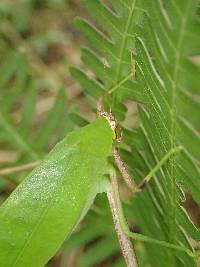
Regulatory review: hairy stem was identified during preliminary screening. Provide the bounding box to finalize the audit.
[138,145,183,189]
[114,146,183,191]
[113,147,139,192]
[107,171,138,267]
[107,167,196,260]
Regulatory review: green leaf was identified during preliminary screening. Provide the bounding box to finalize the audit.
[69,66,104,99]
[0,51,19,87]
[0,117,113,267]
[0,112,38,160]
[0,52,39,160]
[34,87,67,150]
[20,80,37,138]
[79,237,119,267]
[0,52,28,114]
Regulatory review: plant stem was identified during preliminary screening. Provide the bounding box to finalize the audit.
[138,145,183,189]
[107,166,197,261]
[113,147,139,192]
[0,160,41,176]
[108,72,133,95]
[107,171,138,267]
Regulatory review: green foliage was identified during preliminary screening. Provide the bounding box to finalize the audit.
[0,52,38,160]
[0,117,113,267]
[70,0,200,266]
[129,2,200,266]
[70,0,143,120]
[0,0,199,266]
[0,51,71,162]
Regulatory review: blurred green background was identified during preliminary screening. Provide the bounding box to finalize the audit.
[0,0,89,167]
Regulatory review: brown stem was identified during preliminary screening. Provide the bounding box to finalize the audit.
[113,148,140,193]
[107,173,138,267]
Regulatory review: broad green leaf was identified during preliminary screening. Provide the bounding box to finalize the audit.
[0,117,113,267]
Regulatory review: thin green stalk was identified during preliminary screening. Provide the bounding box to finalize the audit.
[109,166,197,259]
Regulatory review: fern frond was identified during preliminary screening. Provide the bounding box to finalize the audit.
[128,1,200,266]
[71,0,200,266]
[70,0,143,120]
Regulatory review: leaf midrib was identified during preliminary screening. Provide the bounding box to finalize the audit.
[114,0,136,84]
[169,1,192,243]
